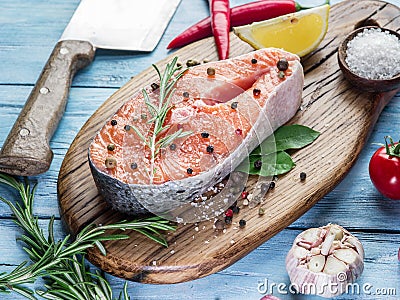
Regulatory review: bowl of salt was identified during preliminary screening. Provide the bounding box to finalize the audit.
[338,26,400,93]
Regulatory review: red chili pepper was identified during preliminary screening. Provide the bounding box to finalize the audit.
[209,0,230,60]
[167,0,299,50]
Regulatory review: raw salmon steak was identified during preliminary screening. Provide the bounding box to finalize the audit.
[89,48,304,218]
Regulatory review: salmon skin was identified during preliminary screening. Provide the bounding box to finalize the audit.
[89,48,304,218]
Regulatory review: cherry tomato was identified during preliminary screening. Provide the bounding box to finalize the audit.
[369,142,400,200]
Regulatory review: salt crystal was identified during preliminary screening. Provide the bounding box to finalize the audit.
[345,28,400,80]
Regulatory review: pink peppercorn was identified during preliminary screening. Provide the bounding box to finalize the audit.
[225,209,233,218]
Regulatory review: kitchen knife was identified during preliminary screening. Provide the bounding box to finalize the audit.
[0,0,181,176]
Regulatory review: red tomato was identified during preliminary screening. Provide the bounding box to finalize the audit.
[369,143,400,200]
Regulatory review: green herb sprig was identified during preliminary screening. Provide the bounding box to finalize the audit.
[0,174,175,299]
[131,57,192,182]
[236,124,320,176]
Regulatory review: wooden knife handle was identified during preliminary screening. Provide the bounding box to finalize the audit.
[0,40,95,176]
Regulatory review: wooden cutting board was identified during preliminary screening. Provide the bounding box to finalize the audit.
[58,0,400,284]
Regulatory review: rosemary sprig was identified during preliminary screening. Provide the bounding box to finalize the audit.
[131,57,192,183]
[0,173,175,299]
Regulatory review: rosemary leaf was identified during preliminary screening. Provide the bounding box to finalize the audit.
[127,57,189,183]
[94,240,107,256]
[143,91,159,117]
[11,286,36,300]
[133,228,167,247]
[130,125,149,146]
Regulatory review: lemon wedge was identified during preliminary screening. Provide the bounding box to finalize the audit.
[233,4,330,57]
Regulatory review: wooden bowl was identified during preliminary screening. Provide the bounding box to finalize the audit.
[338,26,400,93]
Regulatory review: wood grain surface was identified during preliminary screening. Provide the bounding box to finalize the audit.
[58,0,400,284]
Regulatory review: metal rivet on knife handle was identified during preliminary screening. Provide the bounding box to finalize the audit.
[0,40,95,176]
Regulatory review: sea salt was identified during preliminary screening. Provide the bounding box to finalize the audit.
[345,28,400,80]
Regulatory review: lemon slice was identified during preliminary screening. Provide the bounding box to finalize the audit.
[233,4,330,57]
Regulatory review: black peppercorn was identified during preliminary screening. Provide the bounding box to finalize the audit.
[269,181,275,189]
[169,143,177,151]
[239,219,246,227]
[300,172,307,181]
[110,119,117,126]
[183,91,189,98]
[107,144,115,151]
[151,83,159,91]
[201,132,210,138]
[187,168,193,174]
[254,159,262,169]
[131,162,138,170]
[206,145,214,153]
[231,102,238,109]
[277,58,289,71]
[224,216,232,225]
[232,206,240,214]
[251,58,258,64]
[253,88,261,97]
[124,125,131,131]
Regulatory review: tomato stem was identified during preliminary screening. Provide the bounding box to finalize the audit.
[384,135,400,157]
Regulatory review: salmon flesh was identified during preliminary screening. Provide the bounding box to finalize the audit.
[89,48,304,218]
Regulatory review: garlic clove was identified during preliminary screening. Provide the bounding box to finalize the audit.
[345,236,365,259]
[310,247,321,255]
[323,256,347,274]
[286,224,364,298]
[293,245,310,258]
[333,248,359,265]
[301,227,321,243]
[308,255,326,272]
[320,232,335,256]
[329,224,344,240]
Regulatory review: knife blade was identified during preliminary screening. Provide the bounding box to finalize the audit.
[0,0,181,176]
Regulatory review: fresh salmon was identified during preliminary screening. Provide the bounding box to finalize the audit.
[89,48,304,218]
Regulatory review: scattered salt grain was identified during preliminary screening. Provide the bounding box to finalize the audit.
[345,28,400,80]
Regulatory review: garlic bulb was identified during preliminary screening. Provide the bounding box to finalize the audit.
[285,224,364,298]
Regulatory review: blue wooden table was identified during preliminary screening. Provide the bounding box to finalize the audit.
[0,0,399,299]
